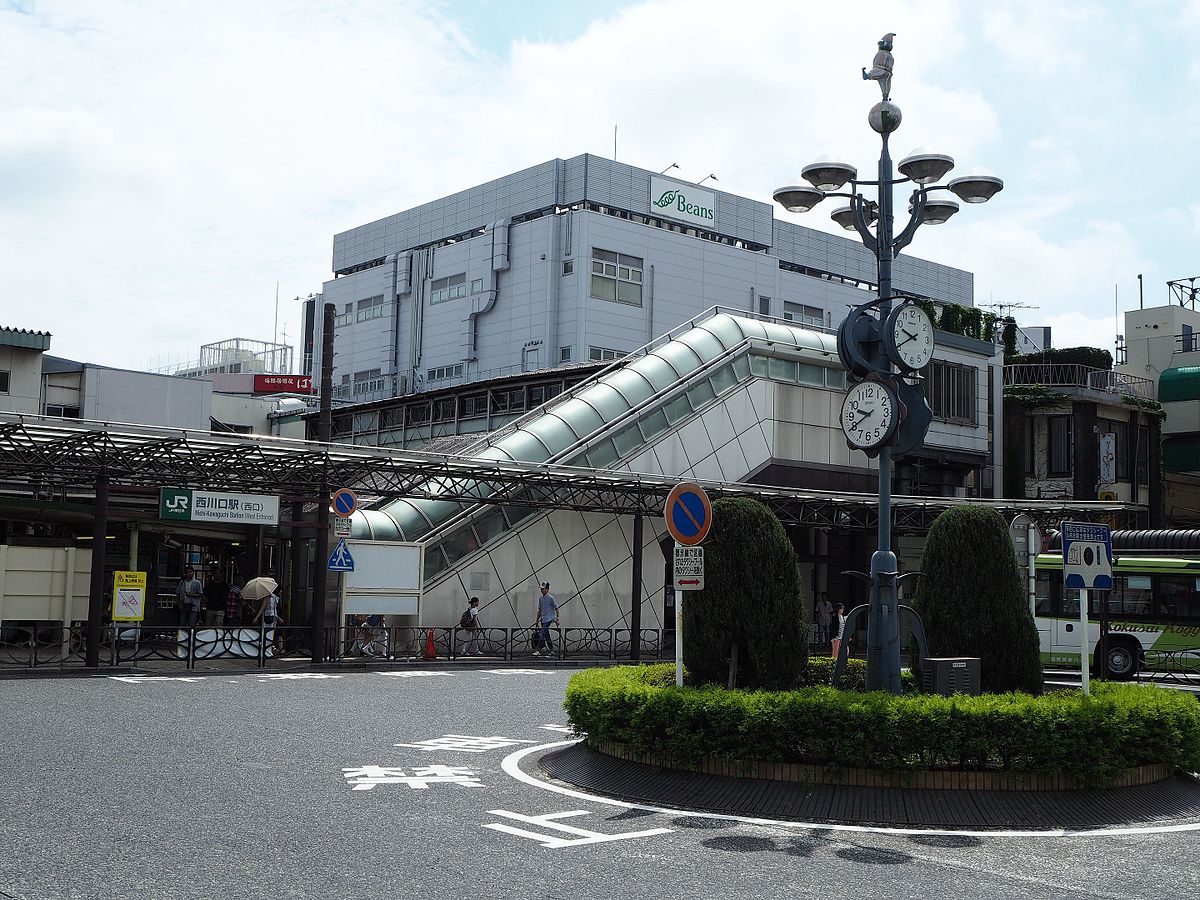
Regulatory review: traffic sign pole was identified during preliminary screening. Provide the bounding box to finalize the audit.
[675,584,684,688]
[1080,588,1090,697]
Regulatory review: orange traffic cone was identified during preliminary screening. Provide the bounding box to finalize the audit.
[422,627,437,660]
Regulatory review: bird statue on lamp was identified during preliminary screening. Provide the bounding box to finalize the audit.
[863,33,896,100]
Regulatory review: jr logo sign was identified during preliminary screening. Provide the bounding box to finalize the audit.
[159,488,191,520]
[649,176,716,228]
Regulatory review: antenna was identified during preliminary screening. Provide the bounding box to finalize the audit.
[980,300,1040,318]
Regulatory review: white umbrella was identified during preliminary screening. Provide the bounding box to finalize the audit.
[240,576,278,601]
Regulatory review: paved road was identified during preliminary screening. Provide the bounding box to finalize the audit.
[2,667,1198,900]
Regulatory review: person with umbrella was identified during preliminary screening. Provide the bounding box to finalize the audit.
[242,576,281,629]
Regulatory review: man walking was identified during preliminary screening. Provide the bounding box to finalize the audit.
[532,582,559,657]
[460,596,483,656]
[176,567,203,627]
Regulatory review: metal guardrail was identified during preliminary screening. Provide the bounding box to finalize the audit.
[1004,363,1156,401]
[1139,648,1200,684]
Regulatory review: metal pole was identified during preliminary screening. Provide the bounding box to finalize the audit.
[630,513,643,661]
[1079,587,1091,697]
[866,131,902,694]
[85,474,109,668]
[312,302,335,665]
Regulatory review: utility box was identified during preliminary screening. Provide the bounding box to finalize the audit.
[922,657,981,696]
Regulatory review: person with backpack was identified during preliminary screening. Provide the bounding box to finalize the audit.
[458,596,482,656]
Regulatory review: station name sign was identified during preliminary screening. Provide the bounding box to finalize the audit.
[159,488,280,525]
[253,374,314,394]
[649,176,716,229]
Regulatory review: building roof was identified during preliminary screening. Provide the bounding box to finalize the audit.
[0,327,51,352]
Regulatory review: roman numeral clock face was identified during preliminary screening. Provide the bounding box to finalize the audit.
[841,381,899,451]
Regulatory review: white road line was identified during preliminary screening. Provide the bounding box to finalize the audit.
[501,740,1200,839]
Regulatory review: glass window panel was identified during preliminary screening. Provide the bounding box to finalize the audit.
[768,358,798,382]
[603,263,617,276]
[630,270,642,283]
[797,364,824,386]
[638,408,669,441]
[1159,576,1191,617]
[663,394,691,425]
[709,364,736,395]
[613,427,642,457]
[616,280,643,305]
[593,248,617,263]
[441,526,479,564]
[474,509,506,545]
[590,275,616,301]
[1122,575,1153,616]
[732,354,751,382]
[423,546,448,581]
[749,355,769,378]
[586,440,619,468]
[686,379,716,410]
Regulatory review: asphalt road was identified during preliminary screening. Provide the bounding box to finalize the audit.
[2,666,1199,900]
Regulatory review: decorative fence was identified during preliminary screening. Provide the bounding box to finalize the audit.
[0,623,680,671]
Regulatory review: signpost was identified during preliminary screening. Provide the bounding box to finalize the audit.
[1061,521,1113,696]
[111,570,147,622]
[334,516,353,537]
[328,538,356,572]
[664,482,712,687]
[331,488,358,519]
[159,488,280,526]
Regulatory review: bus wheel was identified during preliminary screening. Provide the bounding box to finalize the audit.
[1102,641,1138,680]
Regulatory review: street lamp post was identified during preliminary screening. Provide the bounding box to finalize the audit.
[773,34,1003,693]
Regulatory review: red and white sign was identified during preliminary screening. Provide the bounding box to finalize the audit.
[253,374,314,394]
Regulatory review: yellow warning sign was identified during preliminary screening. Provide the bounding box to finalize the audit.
[112,571,147,622]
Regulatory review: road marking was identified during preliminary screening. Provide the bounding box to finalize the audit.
[502,740,1200,839]
[396,734,537,753]
[343,764,482,791]
[107,675,206,683]
[540,725,576,734]
[482,668,557,675]
[482,809,670,848]
[256,673,343,680]
[375,671,458,678]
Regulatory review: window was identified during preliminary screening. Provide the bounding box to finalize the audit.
[562,260,574,276]
[1100,420,1129,479]
[1137,424,1150,484]
[925,360,977,424]
[1048,415,1072,476]
[334,309,352,328]
[352,368,384,395]
[430,273,467,304]
[560,346,572,363]
[589,248,643,306]
[758,295,771,316]
[427,364,464,382]
[589,346,623,362]
[783,301,823,327]
[0,370,8,393]
[1024,420,1035,475]
[44,404,80,418]
[459,394,487,418]
[356,295,386,322]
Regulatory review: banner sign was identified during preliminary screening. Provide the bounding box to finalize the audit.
[253,374,314,394]
[159,488,280,525]
[112,571,147,622]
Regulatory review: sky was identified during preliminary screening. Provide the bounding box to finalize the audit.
[1,0,1197,371]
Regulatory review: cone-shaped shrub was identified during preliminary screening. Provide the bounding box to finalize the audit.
[914,505,1042,694]
[682,497,805,689]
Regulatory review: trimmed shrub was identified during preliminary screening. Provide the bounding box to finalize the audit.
[915,506,1043,694]
[1009,346,1113,370]
[564,665,1200,788]
[684,497,805,690]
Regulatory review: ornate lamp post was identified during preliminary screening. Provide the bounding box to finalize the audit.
[773,34,1003,693]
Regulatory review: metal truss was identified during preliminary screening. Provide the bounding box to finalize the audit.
[0,415,1144,531]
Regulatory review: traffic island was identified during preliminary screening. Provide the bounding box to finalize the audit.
[554,664,1200,826]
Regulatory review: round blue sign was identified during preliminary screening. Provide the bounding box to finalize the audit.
[664,483,712,546]
[331,488,357,517]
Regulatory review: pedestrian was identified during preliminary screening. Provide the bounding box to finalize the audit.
[459,596,482,656]
[226,580,245,625]
[204,572,228,626]
[815,592,833,645]
[254,587,281,631]
[176,567,203,627]
[531,582,559,657]
[831,603,848,660]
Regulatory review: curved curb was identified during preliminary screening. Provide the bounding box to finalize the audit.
[509,740,1200,837]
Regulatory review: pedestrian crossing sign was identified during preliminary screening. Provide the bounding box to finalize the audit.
[328,538,355,572]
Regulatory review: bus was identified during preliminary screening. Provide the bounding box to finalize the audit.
[1034,529,1200,679]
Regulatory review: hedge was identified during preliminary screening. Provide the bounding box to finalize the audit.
[564,664,1200,788]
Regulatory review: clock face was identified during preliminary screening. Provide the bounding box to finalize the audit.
[887,304,935,371]
[841,381,899,450]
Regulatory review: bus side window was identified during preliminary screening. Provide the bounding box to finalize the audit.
[1034,572,1054,615]
[1124,575,1153,617]
[1160,576,1192,618]
[1062,588,1080,616]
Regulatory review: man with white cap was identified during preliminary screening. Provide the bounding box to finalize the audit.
[532,581,559,657]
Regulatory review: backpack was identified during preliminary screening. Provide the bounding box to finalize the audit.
[459,608,473,629]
